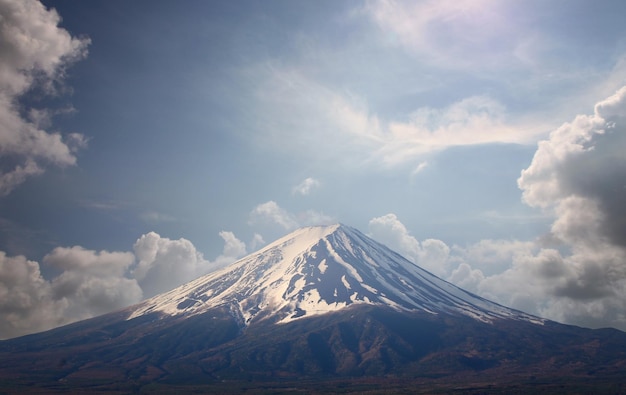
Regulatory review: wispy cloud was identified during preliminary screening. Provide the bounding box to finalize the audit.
[364,0,519,71]
[410,161,429,177]
[79,199,127,211]
[254,67,548,168]
[292,177,321,196]
[139,211,177,224]
[249,200,334,231]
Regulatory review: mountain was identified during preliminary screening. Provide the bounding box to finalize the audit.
[1,224,625,394]
[128,224,541,325]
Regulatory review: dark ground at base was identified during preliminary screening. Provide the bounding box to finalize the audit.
[1,375,624,395]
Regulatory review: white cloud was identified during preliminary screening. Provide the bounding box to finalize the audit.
[0,0,89,195]
[255,68,547,169]
[297,209,335,227]
[292,177,321,196]
[215,231,247,267]
[0,229,250,339]
[368,211,626,331]
[132,230,247,299]
[0,246,141,339]
[0,160,44,196]
[451,238,536,276]
[448,262,485,293]
[249,200,335,234]
[249,233,266,252]
[43,246,141,320]
[519,86,626,251]
[377,96,543,165]
[411,161,428,176]
[44,246,135,277]
[510,86,626,329]
[368,213,451,276]
[424,88,626,330]
[132,231,246,299]
[0,252,65,339]
[249,201,300,230]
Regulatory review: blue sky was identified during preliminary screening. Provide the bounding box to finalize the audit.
[1,0,626,338]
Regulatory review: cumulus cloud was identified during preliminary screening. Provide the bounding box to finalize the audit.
[0,252,65,339]
[421,88,626,330]
[368,208,626,331]
[519,86,626,248]
[132,231,247,298]
[0,0,89,195]
[0,246,140,339]
[512,86,626,328]
[0,230,249,339]
[292,177,321,196]
[367,214,536,308]
[44,247,141,319]
[368,213,451,276]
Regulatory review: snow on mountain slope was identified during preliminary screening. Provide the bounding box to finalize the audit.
[128,224,543,326]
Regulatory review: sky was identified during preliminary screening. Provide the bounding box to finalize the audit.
[1,0,626,338]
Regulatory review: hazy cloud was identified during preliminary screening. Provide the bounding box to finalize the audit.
[364,0,524,71]
[378,96,545,165]
[292,177,321,196]
[249,201,299,230]
[411,161,428,176]
[249,200,334,234]
[256,68,546,169]
[139,211,177,223]
[0,0,89,195]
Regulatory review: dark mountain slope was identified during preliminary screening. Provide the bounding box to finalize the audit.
[0,225,625,393]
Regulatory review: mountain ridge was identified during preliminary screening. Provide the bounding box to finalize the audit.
[127,223,543,327]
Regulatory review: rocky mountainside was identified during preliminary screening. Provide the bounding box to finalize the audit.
[0,224,625,393]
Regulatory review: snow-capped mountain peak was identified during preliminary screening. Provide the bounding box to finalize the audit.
[128,224,542,325]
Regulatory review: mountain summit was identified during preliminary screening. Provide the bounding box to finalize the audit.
[129,224,540,325]
[1,224,625,393]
